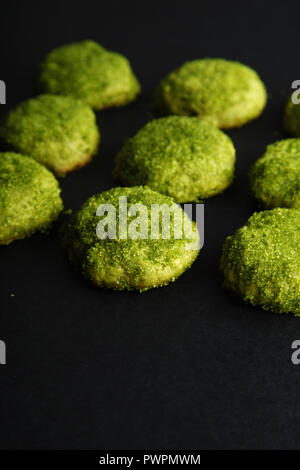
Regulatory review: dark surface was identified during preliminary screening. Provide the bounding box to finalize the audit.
[0,0,300,450]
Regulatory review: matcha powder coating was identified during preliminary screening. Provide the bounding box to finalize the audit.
[0,94,100,176]
[0,152,63,244]
[220,208,300,315]
[62,186,200,291]
[154,58,267,128]
[249,139,300,208]
[114,116,236,202]
[38,40,141,110]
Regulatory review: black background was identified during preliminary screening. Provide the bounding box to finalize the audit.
[0,0,300,450]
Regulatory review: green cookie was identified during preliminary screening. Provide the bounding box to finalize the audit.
[114,116,235,202]
[154,58,267,128]
[250,139,300,208]
[38,40,141,110]
[0,94,100,176]
[62,186,200,291]
[220,208,300,315]
[0,152,63,245]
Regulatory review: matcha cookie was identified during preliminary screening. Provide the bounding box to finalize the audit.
[154,58,267,128]
[220,208,300,315]
[38,40,141,110]
[0,94,100,176]
[114,116,235,202]
[283,97,300,136]
[249,139,300,208]
[0,152,63,245]
[62,186,200,291]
